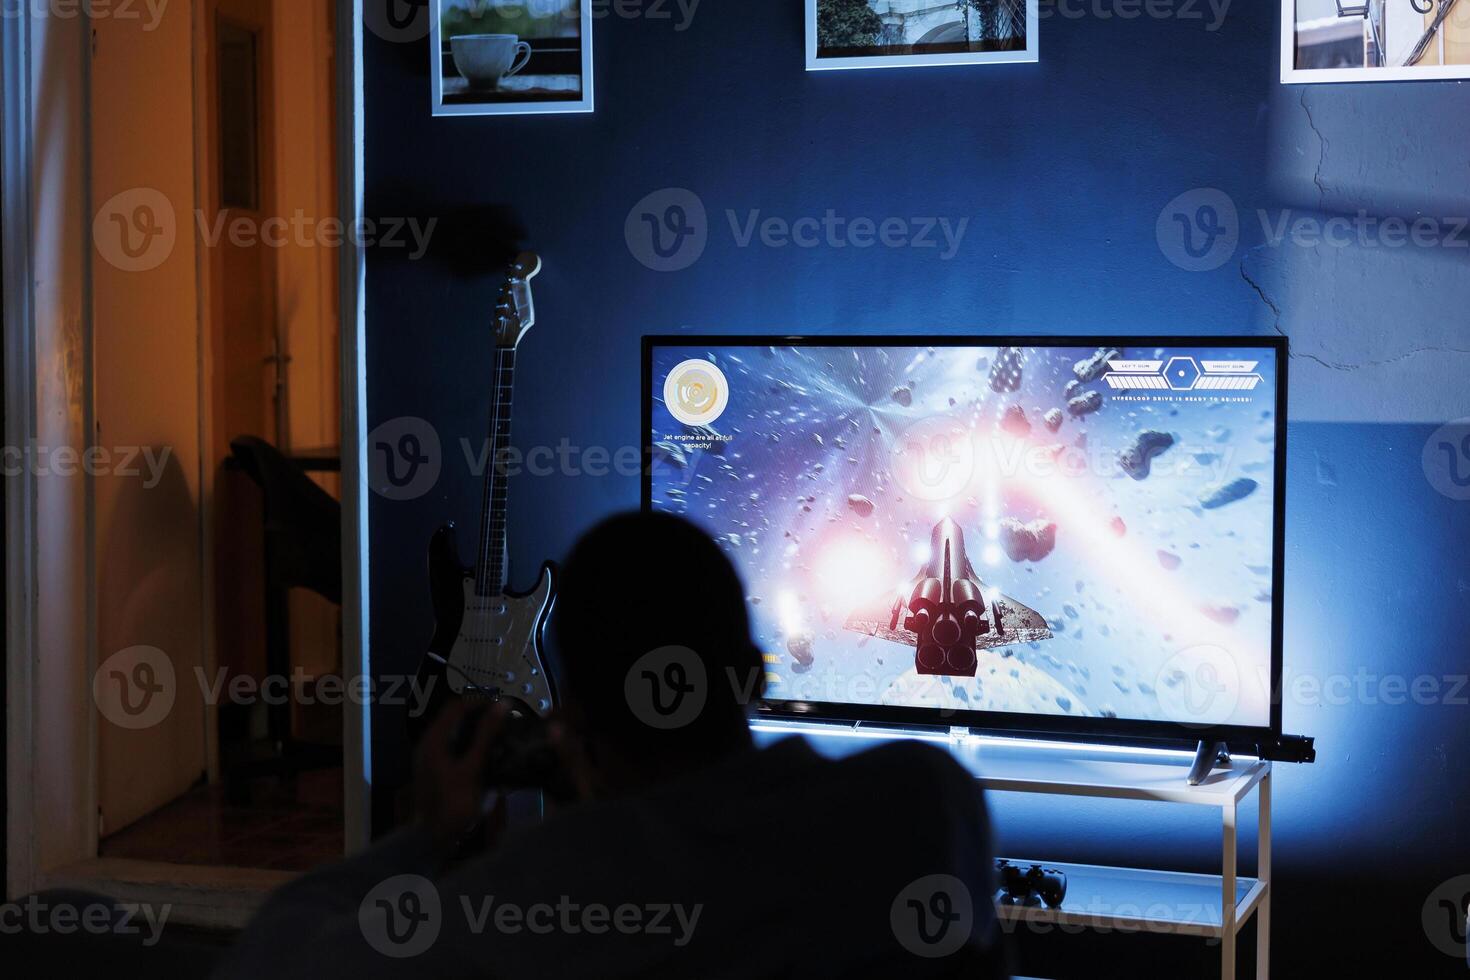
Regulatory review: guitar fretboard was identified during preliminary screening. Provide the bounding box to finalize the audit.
[474,346,515,597]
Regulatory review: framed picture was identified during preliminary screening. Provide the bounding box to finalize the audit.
[1282,0,1470,83]
[432,0,594,116]
[806,0,1039,71]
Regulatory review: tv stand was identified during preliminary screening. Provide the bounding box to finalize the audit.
[753,721,1274,978]
[1188,739,1231,786]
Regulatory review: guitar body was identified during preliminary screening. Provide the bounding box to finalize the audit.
[413,523,556,741]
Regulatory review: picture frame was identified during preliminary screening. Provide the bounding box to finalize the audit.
[431,0,594,116]
[806,0,1039,71]
[1282,0,1470,83]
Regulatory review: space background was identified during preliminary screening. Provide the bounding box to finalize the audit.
[649,342,1279,729]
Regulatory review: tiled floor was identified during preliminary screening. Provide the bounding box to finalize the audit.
[99,768,345,872]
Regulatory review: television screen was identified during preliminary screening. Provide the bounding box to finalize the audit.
[643,337,1285,742]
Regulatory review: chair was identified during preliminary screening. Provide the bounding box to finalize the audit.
[224,436,343,796]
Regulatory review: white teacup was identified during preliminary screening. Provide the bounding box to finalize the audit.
[451,34,532,89]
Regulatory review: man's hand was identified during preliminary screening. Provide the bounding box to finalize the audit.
[413,700,507,851]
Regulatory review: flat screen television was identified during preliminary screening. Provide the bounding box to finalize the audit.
[642,336,1287,749]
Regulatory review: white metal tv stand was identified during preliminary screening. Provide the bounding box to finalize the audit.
[753,721,1272,979]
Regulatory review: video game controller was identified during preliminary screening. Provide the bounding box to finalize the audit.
[996,860,1068,908]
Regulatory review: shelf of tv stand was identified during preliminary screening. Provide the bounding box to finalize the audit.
[993,859,1264,939]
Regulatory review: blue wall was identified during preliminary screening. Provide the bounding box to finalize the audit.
[365,2,1470,974]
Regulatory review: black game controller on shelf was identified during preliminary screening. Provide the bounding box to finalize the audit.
[996,860,1068,908]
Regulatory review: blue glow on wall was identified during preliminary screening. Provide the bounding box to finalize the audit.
[365,2,1470,972]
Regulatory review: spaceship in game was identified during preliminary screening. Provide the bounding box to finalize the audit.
[844,518,1053,677]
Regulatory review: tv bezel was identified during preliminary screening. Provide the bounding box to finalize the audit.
[641,334,1288,750]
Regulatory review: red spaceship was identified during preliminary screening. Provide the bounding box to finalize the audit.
[844,518,1053,677]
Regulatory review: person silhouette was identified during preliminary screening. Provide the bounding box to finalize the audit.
[219,511,1005,979]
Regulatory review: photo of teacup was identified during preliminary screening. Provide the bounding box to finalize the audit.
[450,34,533,90]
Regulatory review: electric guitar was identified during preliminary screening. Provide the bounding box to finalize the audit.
[413,252,556,739]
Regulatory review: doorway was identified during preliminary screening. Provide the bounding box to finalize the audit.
[91,0,348,870]
[1,0,367,904]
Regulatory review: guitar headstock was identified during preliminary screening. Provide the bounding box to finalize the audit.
[493,251,543,350]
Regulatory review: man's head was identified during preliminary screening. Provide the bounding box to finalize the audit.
[551,511,764,784]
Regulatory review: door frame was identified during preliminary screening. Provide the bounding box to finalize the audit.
[3,0,371,901]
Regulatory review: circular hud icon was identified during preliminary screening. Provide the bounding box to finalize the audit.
[664,359,729,427]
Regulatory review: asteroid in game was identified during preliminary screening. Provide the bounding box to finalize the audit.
[1067,390,1103,418]
[1200,477,1258,509]
[999,517,1058,562]
[1001,404,1031,437]
[1118,430,1176,481]
[989,347,1024,393]
[1073,347,1122,383]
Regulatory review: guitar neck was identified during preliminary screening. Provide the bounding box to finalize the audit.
[474,346,515,596]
